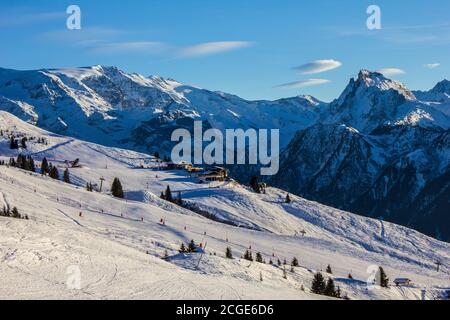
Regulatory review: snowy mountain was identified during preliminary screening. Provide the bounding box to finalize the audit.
[0,66,449,242]
[0,66,320,154]
[272,71,450,241]
[1,111,449,300]
[413,79,450,116]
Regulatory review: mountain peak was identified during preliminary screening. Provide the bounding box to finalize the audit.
[357,69,384,81]
[352,69,416,101]
[431,79,450,94]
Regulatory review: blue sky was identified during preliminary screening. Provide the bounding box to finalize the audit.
[0,0,449,101]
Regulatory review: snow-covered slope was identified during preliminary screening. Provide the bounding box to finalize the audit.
[414,79,450,116]
[1,111,449,300]
[1,66,449,241]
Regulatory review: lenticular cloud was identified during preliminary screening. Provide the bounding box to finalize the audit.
[293,59,342,75]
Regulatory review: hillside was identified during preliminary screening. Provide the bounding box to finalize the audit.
[0,66,449,241]
[1,111,449,300]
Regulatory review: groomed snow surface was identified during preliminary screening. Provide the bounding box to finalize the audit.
[0,111,449,300]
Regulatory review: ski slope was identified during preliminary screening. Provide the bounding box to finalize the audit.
[0,111,449,300]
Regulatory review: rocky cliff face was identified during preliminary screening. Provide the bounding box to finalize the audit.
[272,71,450,241]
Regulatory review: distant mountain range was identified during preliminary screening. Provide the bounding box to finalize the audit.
[0,66,449,241]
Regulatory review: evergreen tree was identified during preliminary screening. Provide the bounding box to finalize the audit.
[255,252,263,263]
[378,267,389,288]
[291,257,299,267]
[326,264,333,274]
[41,157,49,175]
[111,178,124,198]
[11,207,21,219]
[21,137,27,149]
[311,272,326,295]
[63,168,71,183]
[176,192,183,206]
[164,186,173,202]
[225,247,233,259]
[27,156,35,172]
[336,286,341,299]
[9,136,18,149]
[49,166,59,180]
[249,176,261,193]
[285,193,291,203]
[187,240,197,253]
[243,250,253,261]
[324,278,337,297]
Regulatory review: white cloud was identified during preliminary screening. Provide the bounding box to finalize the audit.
[293,59,342,75]
[376,68,406,76]
[89,41,167,54]
[275,79,331,89]
[0,11,65,27]
[178,41,252,58]
[424,63,440,69]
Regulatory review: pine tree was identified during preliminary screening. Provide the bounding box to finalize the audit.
[27,156,35,172]
[9,136,18,149]
[176,192,182,206]
[11,207,21,219]
[41,157,49,175]
[225,247,233,259]
[164,186,173,202]
[249,176,260,193]
[243,250,253,261]
[179,243,187,253]
[324,278,337,297]
[326,264,333,274]
[111,178,124,198]
[63,169,70,183]
[21,137,27,149]
[256,252,263,263]
[285,193,291,203]
[291,257,299,267]
[378,267,389,288]
[336,286,341,299]
[188,240,197,253]
[311,272,326,295]
[49,166,59,180]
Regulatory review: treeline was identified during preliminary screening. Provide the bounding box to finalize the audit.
[2,155,71,183]
[1,205,28,220]
[3,131,48,150]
